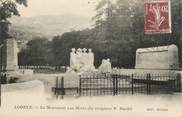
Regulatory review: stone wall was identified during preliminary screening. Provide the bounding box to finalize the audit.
[1,80,46,106]
[112,68,181,75]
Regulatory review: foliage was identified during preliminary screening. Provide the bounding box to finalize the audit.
[0,0,27,21]
[18,0,182,68]
[18,37,51,65]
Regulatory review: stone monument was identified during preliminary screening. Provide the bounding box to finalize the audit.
[98,58,112,73]
[135,44,180,70]
[5,38,18,70]
[69,48,95,72]
[0,20,18,71]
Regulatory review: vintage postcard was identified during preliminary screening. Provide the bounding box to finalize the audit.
[0,0,182,117]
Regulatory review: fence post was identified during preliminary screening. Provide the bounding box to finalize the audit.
[131,74,134,95]
[113,75,115,96]
[147,74,151,95]
[176,74,181,92]
[55,76,59,99]
[146,74,148,95]
[60,76,64,99]
[79,75,82,96]
[0,71,1,107]
[115,74,118,95]
[1,74,7,84]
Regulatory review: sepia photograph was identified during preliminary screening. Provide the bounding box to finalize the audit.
[0,0,182,117]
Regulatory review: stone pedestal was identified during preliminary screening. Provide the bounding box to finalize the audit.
[6,38,18,71]
[1,38,18,71]
[135,44,180,70]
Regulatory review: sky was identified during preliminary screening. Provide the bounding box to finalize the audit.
[18,0,101,18]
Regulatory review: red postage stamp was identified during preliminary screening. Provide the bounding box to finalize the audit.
[144,0,171,34]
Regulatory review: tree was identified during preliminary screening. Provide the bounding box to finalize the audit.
[18,37,51,65]
[17,0,182,68]
[92,0,118,58]
[92,0,118,39]
[91,0,182,68]
[50,30,91,66]
[0,0,27,39]
[0,0,27,21]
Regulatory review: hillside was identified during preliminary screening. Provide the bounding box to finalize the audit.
[9,14,91,43]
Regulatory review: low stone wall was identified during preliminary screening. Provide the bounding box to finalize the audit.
[18,69,34,75]
[1,80,46,106]
[63,73,80,88]
[112,69,182,75]
[2,80,44,92]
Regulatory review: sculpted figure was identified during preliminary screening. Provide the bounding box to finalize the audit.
[75,48,82,70]
[70,48,76,68]
[88,48,94,67]
[98,58,111,73]
[105,58,112,73]
[98,59,106,73]
[82,48,87,66]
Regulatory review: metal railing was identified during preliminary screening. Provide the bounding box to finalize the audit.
[51,73,182,98]
[79,73,181,96]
